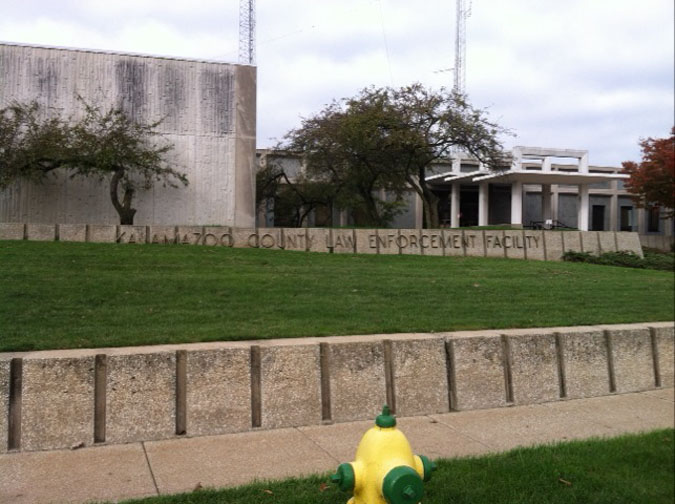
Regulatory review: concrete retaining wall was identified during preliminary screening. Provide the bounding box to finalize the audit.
[0,224,644,261]
[1,322,672,453]
[640,234,674,252]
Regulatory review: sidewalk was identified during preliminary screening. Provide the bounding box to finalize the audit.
[1,388,673,504]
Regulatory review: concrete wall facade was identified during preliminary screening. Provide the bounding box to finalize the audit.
[0,43,256,227]
[639,234,674,252]
[1,322,672,453]
[0,223,644,260]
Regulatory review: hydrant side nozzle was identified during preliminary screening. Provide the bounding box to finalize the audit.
[331,462,355,492]
[418,455,437,482]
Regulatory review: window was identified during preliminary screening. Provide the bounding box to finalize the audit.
[620,206,633,231]
[648,206,660,233]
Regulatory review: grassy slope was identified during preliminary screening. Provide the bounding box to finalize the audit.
[120,429,675,504]
[0,240,673,351]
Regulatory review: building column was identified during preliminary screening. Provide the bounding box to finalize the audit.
[664,216,673,237]
[510,181,523,227]
[637,208,646,234]
[542,184,552,224]
[578,184,589,231]
[451,183,460,228]
[609,193,618,231]
[552,189,559,222]
[579,153,589,174]
[478,182,489,226]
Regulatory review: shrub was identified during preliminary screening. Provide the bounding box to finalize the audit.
[563,250,674,271]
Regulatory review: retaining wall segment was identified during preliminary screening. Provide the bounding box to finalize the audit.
[598,232,617,253]
[616,232,644,257]
[0,223,24,240]
[446,333,508,410]
[377,229,400,255]
[58,224,87,242]
[606,326,655,393]
[558,328,611,399]
[306,228,329,253]
[543,232,564,261]
[0,359,8,454]
[504,230,527,260]
[328,339,387,423]
[421,230,444,256]
[389,337,448,416]
[21,355,95,451]
[442,229,465,257]
[580,231,600,255]
[0,224,644,261]
[185,346,250,437]
[562,231,582,253]
[258,343,322,429]
[484,230,506,258]
[25,224,56,241]
[654,325,675,388]
[0,322,671,453]
[505,330,560,405]
[283,228,309,252]
[355,229,377,254]
[105,351,176,445]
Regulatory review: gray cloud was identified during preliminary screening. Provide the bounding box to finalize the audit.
[1,0,672,165]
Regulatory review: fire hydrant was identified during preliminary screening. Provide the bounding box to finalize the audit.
[330,405,436,504]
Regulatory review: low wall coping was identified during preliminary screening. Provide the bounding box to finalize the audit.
[1,321,670,360]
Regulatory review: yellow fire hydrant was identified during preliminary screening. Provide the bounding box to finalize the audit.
[330,405,436,504]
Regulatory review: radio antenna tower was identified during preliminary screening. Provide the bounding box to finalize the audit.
[239,0,256,65]
[453,0,471,94]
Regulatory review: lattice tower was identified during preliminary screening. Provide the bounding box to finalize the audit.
[453,0,471,93]
[238,0,256,65]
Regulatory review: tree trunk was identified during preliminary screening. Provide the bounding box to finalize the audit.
[363,195,382,227]
[110,169,137,225]
[419,189,440,229]
[413,167,440,229]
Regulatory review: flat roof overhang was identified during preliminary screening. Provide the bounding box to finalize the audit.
[424,170,489,184]
[472,170,629,185]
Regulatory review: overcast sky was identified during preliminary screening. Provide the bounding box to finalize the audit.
[1,0,673,166]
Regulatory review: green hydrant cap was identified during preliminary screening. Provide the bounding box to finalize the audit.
[382,465,424,504]
[375,405,397,428]
[330,463,355,492]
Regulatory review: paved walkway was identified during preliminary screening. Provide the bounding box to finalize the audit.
[1,388,673,504]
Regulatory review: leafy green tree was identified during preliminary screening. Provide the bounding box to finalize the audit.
[256,159,339,227]
[279,84,510,228]
[0,100,187,225]
[0,102,72,187]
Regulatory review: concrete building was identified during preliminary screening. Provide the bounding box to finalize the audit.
[0,42,256,227]
[257,147,674,242]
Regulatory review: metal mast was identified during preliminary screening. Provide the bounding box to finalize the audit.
[238,0,256,65]
[453,0,471,94]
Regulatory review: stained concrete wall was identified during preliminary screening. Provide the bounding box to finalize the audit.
[1,322,671,453]
[0,42,255,227]
[640,234,674,252]
[0,224,645,259]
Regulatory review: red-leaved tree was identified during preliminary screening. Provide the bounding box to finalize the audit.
[622,128,675,219]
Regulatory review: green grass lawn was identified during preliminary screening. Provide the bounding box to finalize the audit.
[119,429,674,504]
[0,240,673,352]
